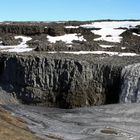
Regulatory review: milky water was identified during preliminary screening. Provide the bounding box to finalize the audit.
[120,63,140,103]
[4,104,140,140]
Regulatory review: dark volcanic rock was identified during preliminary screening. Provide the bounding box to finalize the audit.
[65,27,100,42]
[33,40,101,52]
[120,28,140,52]
[47,24,65,36]
[0,34,21,46]
[0,24,45,35]
[1,21,140,108]
[0,53,140,108]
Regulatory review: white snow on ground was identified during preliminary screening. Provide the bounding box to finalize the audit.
[4,48,33,53]
[5,23,10,25]
[100,44,113,48]
[81,21,140,29]
[133,33,140,37]
[66,44,72,47]
[0,36,33,52]
[65,26,79,29]
[92,28,125,43]
[81,21,140,43]
[15,36,32,45]
[121,47,126,50]
[48,51,138,56]
[47,33,86,44]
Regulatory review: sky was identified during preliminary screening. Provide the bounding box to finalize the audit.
[0,0,140,21]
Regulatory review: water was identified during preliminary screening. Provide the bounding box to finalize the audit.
[120,63,140,103]
[4,104,140,140]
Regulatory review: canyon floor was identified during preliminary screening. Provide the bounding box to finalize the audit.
[2,103,140,140]
[0,106,45,140]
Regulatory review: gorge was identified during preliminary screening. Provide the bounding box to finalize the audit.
[0,20,140,140]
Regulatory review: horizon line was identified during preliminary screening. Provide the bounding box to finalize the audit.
[1,19,140,22]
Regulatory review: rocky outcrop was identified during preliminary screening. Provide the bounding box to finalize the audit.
[120,27,140,53]
[0,53,129,108]
[0,23,67,36]
[47,24,65,36]
[0,22,97,40]
[1,20,140,109]
[0,53,140,108]
[65,27,98,41]
[1,34,20,46]
[0,24,45,35]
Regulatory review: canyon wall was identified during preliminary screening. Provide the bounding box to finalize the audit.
[0,53,123,108]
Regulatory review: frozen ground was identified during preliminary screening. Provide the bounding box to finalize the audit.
[80,21,140,29]
[99,44,114,48]
[4,103,140,140]
[47,33,86,44]
[0,21,140,54]
[48,51,138,56]
[65,26,79,29]
[0,36,33,52]
[133,33,140,37]
[81,21,140,43]
[47,21,140,44]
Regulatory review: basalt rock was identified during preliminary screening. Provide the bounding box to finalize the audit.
[1,34,21,46]
[0,24,45,35]
[1,53,138,108]
[47,24,65,36]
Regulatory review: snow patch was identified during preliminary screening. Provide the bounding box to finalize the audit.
[92,28,125,43]
[81,21,140,29]
[14,36,32,45]
[0,36,33,53]
[100,44,113,48]
[121,47,126,50]
[5,23,10,25]
[48,51,138,56]
[66,44,72,47]
[3,48,33,53]
[81,21,140,43]
[65,26,79,29]
[133,33,140,37]
[47,34,86,44]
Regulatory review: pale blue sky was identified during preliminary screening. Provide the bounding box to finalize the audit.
[0,0,140,21]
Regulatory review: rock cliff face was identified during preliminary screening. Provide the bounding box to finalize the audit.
[0,20,140,108]
[0,53,125,108]
[0,24,45,35]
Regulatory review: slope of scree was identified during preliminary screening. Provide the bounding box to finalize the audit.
[0,106,45,140]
